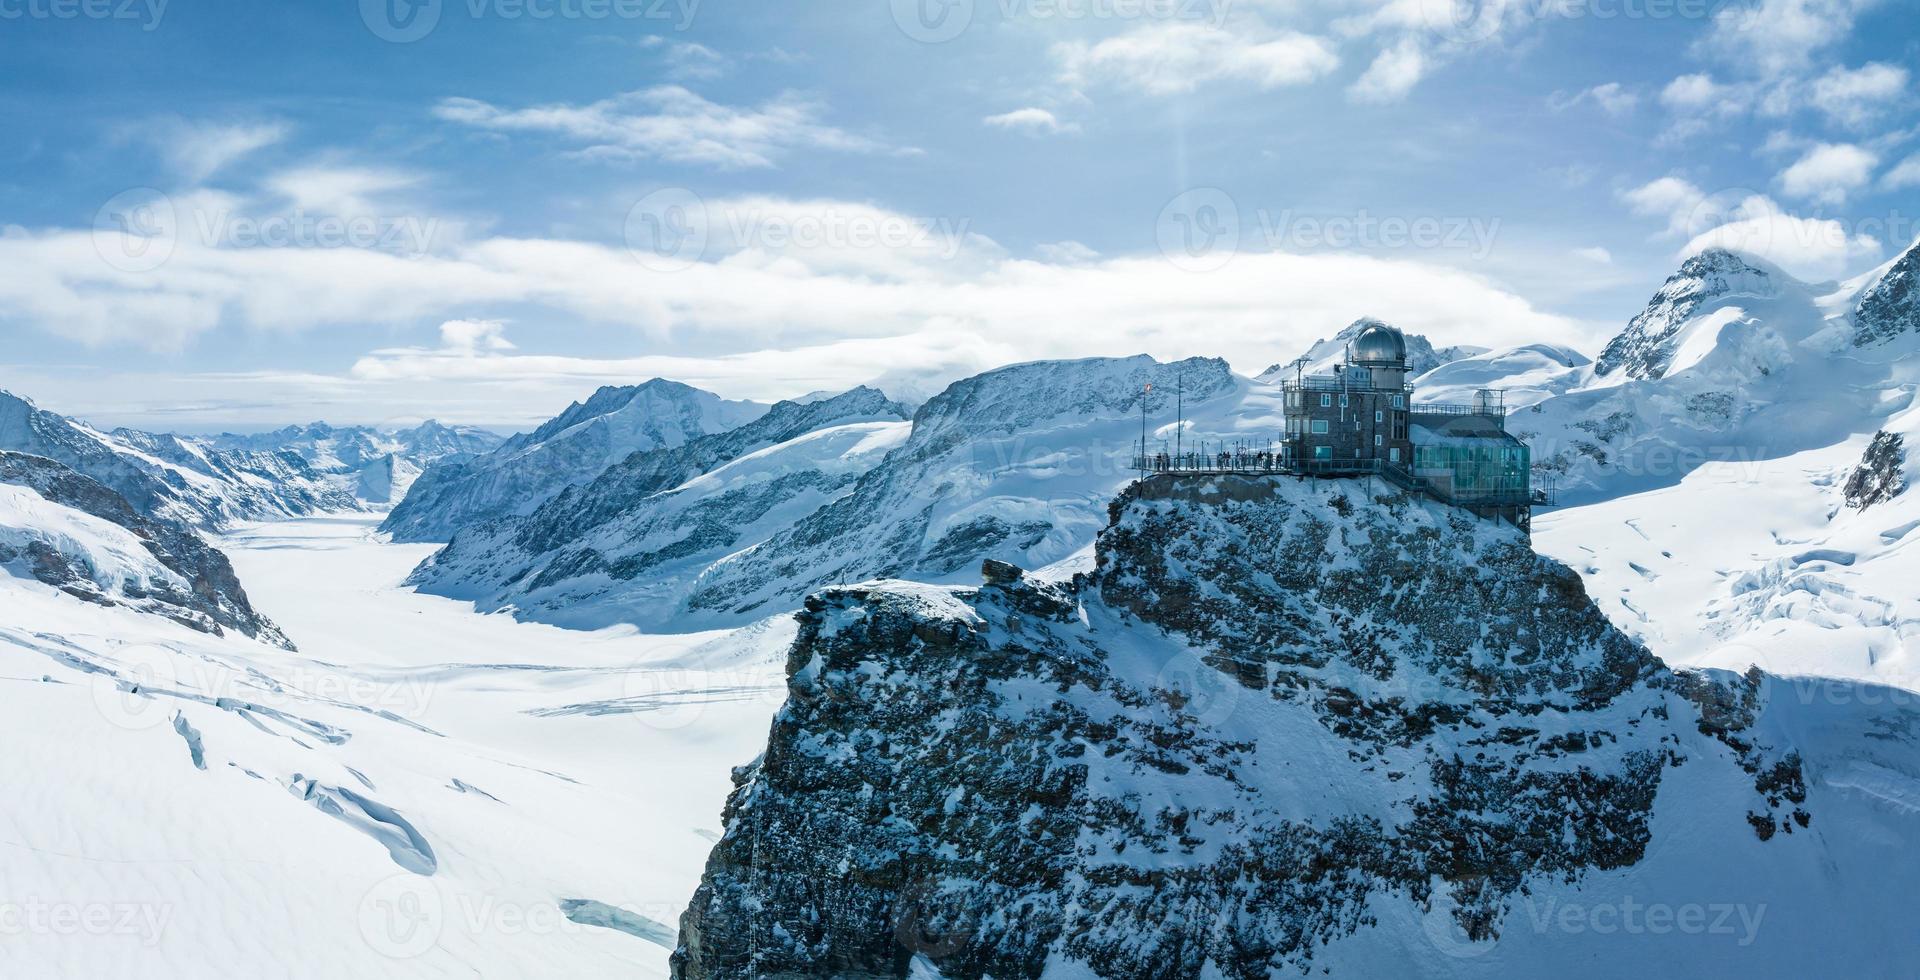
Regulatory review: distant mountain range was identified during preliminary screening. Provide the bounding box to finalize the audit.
[380,380,768,542]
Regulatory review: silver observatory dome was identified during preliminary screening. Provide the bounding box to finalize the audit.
[1349,320,1407,367]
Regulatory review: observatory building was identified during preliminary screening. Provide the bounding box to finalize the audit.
[1277,321,1532,527]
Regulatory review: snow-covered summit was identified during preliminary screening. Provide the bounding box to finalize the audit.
[1593,248,1785,381]
[1256,317,1483,383]
[380,380,768,542]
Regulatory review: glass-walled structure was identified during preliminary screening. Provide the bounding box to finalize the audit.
[1410,438,1531,506]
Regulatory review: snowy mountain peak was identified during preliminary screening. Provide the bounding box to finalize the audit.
[909,354,1234,444]
[381,380,770,542]
[1595,248,1785,381]
[1256,318,1482,383]
[1852,238,1920,347]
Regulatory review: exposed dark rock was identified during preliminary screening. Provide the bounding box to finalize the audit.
[1842,431,1906,510]
[672,475,1806,979]
[1853,242,1920,347]
[0,451,293,648]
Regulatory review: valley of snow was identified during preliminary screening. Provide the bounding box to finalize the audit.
[0,515,788,978]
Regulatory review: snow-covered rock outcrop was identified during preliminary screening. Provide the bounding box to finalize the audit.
[381,381,768,542]
[677,356,1246,626]
[0,390,360,530]
[1843,431,1907,510]
[674,474,1917,978]
[405,387,909,629]
[0,451,291,646]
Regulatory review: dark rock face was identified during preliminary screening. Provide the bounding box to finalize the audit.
[0,451,293,648]
[1594,249,1776,380]
[1854,244,1919,347]
[672,475,1806,979]
[1842,431,1907,509]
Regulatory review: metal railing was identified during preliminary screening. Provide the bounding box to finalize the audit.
[1129,454,1530,508]
[1411,402,1507,419]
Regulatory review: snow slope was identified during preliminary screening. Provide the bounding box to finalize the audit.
[0,515,787,978]
[381,381,768,543]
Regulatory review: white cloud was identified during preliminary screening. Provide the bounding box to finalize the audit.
[263,165,421,216]
[1620,176,1708,237]
[1553,82,1636,117]
[1,196,1590,386]
[438,318,515,352]
[648,38,729,80]
[1695,0,1876,82]
[1807,62,1907,128]
[1053,22,1339,96]
[433,87,899,170]
[1883,154,1920,190]
[1661,73,1740,112]
[1679,194,1882,281]
[1572,246,1613,264]
[1036,241,1099,264]
[1348,38,1427,104]
[982,108,1077,135]
[1618,178,1879,280]
[136,119,289,184]
[1777,142,1879,204]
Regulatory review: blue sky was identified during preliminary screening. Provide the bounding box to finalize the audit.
[1,0,1916,430]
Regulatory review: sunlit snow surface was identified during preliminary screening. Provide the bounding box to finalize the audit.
[0,516,788,977]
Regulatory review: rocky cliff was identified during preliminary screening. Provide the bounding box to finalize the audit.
[671,474,1865,978]
[0,451,292,647]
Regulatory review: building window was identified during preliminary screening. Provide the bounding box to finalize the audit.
[1339,394,1349,408]
[1375,410,1384,423]
[1320,393,1332,408]
[1392,395,1405,409]
[1310,419,1329,434]
[1390,447,1401,462]
[1314,446,1331,460]
[1375,435,1383,446]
